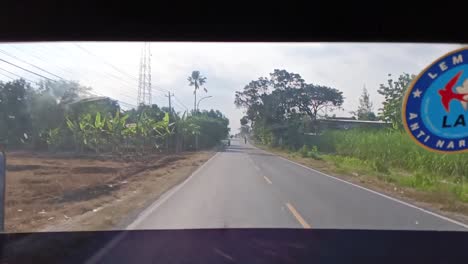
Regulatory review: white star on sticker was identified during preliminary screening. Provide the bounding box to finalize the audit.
[412,89,422,98]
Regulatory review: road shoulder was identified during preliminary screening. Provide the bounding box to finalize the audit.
[254,144,468,227]
[80,151,216,232]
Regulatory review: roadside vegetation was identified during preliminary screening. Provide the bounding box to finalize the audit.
[0,78,229,153]
[289,130,468,203]
[236,69,468,218]
[1,71,229,232]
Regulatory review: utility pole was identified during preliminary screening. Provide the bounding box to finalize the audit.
[165,91,174,152]
[165,91,174,114]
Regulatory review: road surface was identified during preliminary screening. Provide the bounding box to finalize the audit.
[127,139,468,231]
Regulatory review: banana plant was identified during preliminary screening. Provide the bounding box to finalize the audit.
[91,112,106,153]
[41,127,62,152]
[66,116,84,153]
[150,112,174,151]
[152,113,172,138]
[106,111,129,153]
[71,112,106,153]
[171,112,201,152]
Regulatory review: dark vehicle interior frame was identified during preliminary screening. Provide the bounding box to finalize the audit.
[1,2,467,263]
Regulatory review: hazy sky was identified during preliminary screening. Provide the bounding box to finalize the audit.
[0,42,461,132]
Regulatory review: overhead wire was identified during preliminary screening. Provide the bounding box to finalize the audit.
[34,44,139,102]
[0,48,65,80]
[70,44,137,87]
[85,90,136,108]
[0,47,137,109]
[68,43,171,108]
[0,58,55,81]
[12,45,82,79]
[0,43,177,110]
[0,71,14,81]
[173,95,189,111]
[74,43,139,81]
[0,67,36,83]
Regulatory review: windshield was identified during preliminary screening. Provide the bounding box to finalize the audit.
[1,42,468,234]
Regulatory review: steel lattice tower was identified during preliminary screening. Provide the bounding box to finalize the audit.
[137,42,152,105]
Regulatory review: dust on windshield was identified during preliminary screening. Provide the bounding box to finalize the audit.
[1,42,467,233]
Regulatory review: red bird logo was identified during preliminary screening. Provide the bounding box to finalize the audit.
[438,71,468,112]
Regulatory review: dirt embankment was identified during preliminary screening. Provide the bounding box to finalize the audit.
[5,151,214,232]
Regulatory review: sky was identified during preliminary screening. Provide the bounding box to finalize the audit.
[0,42,462,132]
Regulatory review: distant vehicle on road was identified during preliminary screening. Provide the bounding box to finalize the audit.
[221,138,231,146]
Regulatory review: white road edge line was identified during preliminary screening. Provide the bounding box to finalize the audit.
[127,151,221,229]
[276,155,468,230]
[263,176,273,184]
[85,152,221,264]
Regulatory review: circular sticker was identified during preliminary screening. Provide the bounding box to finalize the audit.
[403,47,468,153]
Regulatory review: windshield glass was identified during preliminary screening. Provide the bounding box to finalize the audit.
[1,42,467,233]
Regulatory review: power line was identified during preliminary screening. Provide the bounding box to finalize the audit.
[15,43,137,92]
[89,91,136,108]
[0,72,14,81]
[0,67,35,83]
[0,58,55,81]
[71,44,137,87]
[153,86,170,93]
[0,65,133,108]
[35,44,139,101]
[0,45,136,107]
[19,45,81,78]
[3,44,138,109]
[0,49,65,80]
[173,95,188,111]
[151,88,167,95]
[37,43,135,89]
[74,44,138,81]
[173,101,187,113]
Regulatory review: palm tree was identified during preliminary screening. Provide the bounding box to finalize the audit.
[187,71,207,112]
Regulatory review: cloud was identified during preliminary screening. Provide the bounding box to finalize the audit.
[0,42,461,132]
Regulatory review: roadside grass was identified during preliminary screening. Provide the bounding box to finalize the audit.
[316,130,468,180]
[322,154,468,203]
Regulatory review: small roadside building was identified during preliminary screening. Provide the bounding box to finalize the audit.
[318,117,391,130]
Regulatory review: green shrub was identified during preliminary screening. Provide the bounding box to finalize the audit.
[307,146,321,160]
[299,145,309,158]
[372,160,389,174]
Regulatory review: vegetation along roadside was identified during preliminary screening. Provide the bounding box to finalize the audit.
[236,69,468,225]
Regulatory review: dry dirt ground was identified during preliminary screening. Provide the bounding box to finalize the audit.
[5,151,214,233]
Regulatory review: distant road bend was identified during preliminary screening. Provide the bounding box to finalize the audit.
[127,139,468,231]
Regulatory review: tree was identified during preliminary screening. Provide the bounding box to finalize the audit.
[37,80,91,105]
[29,90,64,148]
[240,116,249,126]
[352,86,377,121]
[296,84,344,121]
[187,71,207,112]
[0,79,33,146]
[377,73,414,129]
[235,69,344,145]
[234,70,305,123]
[234,77,269,123]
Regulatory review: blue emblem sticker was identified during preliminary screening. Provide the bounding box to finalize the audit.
[403,47,468,153]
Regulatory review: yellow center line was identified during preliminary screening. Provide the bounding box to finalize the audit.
[286,203,311,229]
[263,176,273,184]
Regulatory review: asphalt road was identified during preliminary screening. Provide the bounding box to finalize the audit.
[127,139,468,231]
